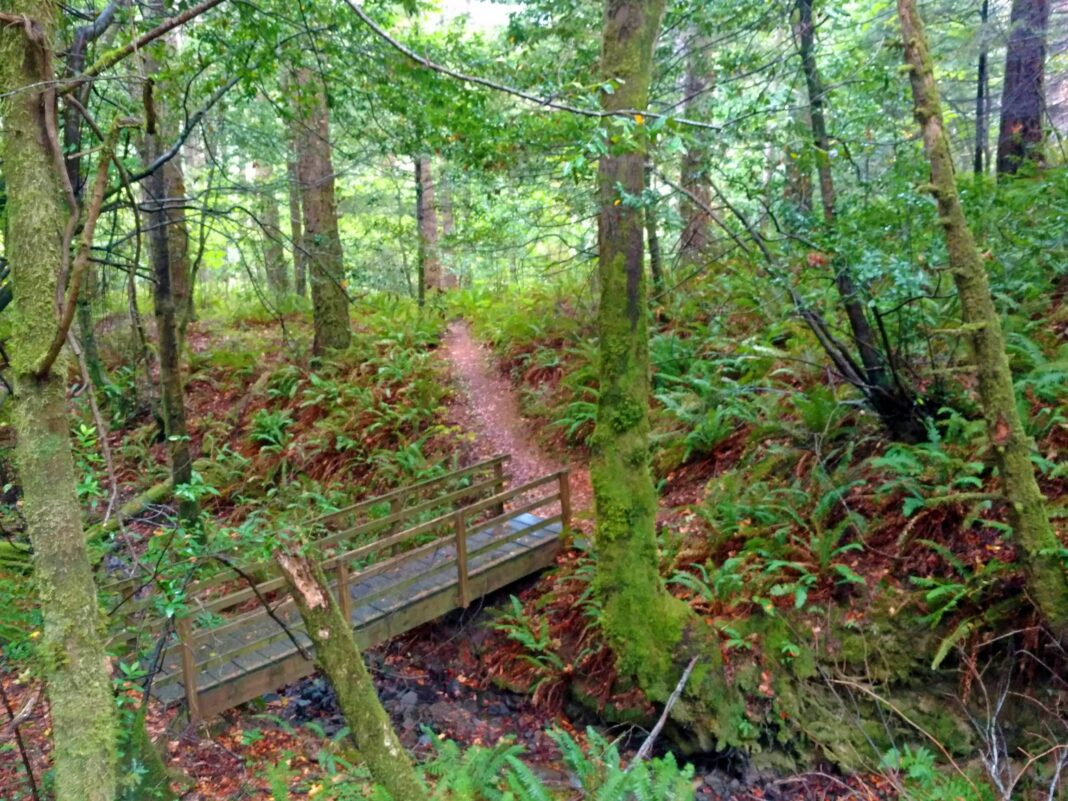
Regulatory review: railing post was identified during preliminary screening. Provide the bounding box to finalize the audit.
[492,459,506,517]
[176,616,201,723]
[558,470,572,537]
[454,511,470,608]
[336,561,352,623]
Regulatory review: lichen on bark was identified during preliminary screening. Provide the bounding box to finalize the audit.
[592,0,691,699]
[0,3,119,798]
[897,0,1068,632]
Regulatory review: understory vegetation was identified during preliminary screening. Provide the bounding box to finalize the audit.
[1,0,1068,799]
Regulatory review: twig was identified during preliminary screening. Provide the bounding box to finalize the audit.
[60,0,228,94]
[35,118,136,378]
[632,656,698,763]
[211,555,312,660]
[344,0,719,132]
[0,676,42,801]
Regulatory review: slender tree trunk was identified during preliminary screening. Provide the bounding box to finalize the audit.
[976,0,991,174]
[255,162,289,297]
[1049,0,1068,135]
[679,31,712,266]
[592,0,690,698]
[0,8,119,800]
[898,0,1068,632]
[286,155,307,297]
[438,170,457,288]
[797,0,885,391]
[997,0,1051,174]
[144,82,197,525]
[644,161,664,296]
[415,155,442,297]
[164,155,193,335]
[275,552,427,798]
[294,68,351,352]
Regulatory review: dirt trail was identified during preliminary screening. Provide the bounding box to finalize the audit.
[440,320,591,520]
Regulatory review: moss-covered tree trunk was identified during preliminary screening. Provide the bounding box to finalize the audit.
[0,5,119,799]
[275,552,426,799]
[286,155,307,296]
[294,67,351,353]
[898,0,1068,632]
[996,0,1050,174]
[144,82,197,525]
[592,0,690,697]
[256,161,289,298]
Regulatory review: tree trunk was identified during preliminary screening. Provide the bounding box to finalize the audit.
[287,155,307,296]
[898,0,1068,633]
[0,7,119,800]
[678,31,712,266]
[256,162,289,297]
[415,155,442,298]
[438,170,457,288]
[797,0,885,390]
[1049,0,1068,135]
[592,0,690,698]
[294,68,351,353]
[164,155,193,335]
[144,82,198,526]
[275,552,426,799]
[997,0,1051,174]
[975,0,991,174]
[644,161,664,296]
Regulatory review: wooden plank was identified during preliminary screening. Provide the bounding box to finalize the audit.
[176,617,201,722]
[455,511,469,608]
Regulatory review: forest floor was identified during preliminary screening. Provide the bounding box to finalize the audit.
[0,317,893,801]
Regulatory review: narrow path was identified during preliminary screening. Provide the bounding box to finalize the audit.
[440,320,591,520]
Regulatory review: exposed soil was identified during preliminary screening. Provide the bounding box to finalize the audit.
[441,321,593,528]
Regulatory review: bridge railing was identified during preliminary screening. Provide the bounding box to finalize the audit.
[104,455,511,658]
[104,458,570,720]
[161,467,569,720]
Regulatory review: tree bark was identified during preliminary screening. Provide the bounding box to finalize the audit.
[678,30,712,266]
[592,0,690,698]
[1049,0,1068,134]
[144,81,198,526]
[294,67,351,353]
[997,0,1051,174]
[415,155,442,298]
[275,551,426,799]
[255,161,289,297]
[0,7,119,800]
[898,0,1068,632]
[975,0,991,174]
[797,0,885,390]
[286,155,307,296]
[644,161,664,296]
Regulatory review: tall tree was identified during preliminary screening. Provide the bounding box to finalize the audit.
[796,0,925,443]
[678,30,712,266]
[144,81,198,525]
[287,154,307,296]
[256,161,289,297]
[294,67,351,352]
[0,4,118,799]
[898,0,1068,632]
[975,0,992,174]
[415,155,442,301]
[592,0,690,695]
[997,0,1051,174]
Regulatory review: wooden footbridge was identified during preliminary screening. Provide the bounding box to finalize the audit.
[106,456,570,721]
